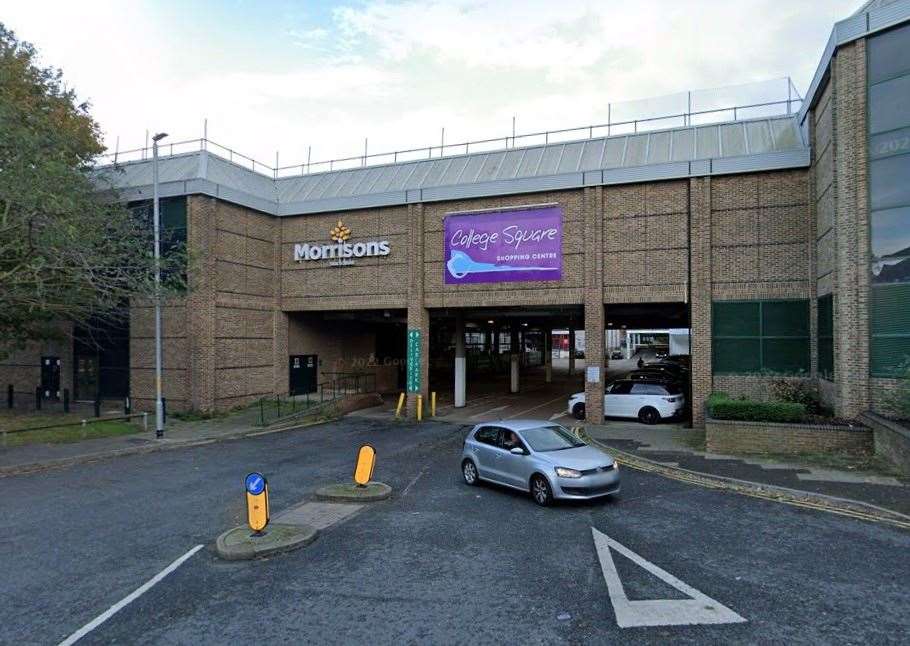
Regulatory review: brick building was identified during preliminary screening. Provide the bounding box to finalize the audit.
[3,0,909,425]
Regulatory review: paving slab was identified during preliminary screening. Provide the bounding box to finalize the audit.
[273,502,364,530]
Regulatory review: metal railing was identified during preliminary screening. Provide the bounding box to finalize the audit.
[256,372,376,426]
[96,78,803,180]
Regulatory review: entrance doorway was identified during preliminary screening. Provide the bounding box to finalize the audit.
[289,354,318,395]
[40,356,61,400]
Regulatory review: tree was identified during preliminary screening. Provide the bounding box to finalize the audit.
[0,23,184,358]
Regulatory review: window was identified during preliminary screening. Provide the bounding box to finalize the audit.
[631,383,666,395]
[608,381,633,394]
[870,284,910,377]
[474,427,498,446]
[712,300,810,375]
[818,294,834,380]
[130,197,187,285]
[868,24,910,376]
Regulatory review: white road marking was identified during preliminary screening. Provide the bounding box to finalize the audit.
[549,412,570,421]
[58,544,204,645]
[401,467,428,496]
[591,528,746,628]
[469,405,509,420]
[504,395,568,419]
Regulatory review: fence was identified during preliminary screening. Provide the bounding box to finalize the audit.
[1,412,150,446]
[5,384,138,417]
[96,78,803,179]
[256,372,376,426]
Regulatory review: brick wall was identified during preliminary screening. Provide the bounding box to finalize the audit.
[705,418,873,455]
[0,324,73,406]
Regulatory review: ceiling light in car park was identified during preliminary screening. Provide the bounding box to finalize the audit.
[487,320,494,324]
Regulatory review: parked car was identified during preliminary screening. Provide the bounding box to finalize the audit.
[567,379,685,424]
[632,366,687,383]
[460,421,620,506]
[665,354,691,368]
[610,350,623,360]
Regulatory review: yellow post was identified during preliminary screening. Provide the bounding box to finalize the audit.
[395,392,406,418]
[431,391,436,417]
[416,395,423,422]
[354,444,376,486]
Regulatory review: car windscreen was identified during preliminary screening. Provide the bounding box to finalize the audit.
[520,426,587,452]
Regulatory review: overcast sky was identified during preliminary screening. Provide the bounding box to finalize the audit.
[5,0,859,169]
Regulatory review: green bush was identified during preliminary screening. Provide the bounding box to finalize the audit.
[707,392,807,423]
[768,379,820,413]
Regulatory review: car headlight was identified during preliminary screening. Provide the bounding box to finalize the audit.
[555,467,582,478]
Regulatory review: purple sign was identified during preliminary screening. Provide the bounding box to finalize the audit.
[444,206,563,284]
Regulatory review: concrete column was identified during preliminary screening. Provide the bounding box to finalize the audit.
[406,203,429,418]
[568,327,576,375]
[583,186,606,422]
[544,328,552,383]
[690,177,713,427]
[509,322,520,393]
[454,312,466,408]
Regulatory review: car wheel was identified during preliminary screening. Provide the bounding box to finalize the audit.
[638,406,660,425]
[462,459,479,486]
[530,475,553,507]
[572,402,586,420]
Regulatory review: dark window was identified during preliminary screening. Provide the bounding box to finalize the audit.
[631,383,665,395]
[712,300,809,375]
[870,284,910,376]
[474,426,498,446]
[868,24,910,377]
[868,22,910,85]
[498,429,525,452]
[608,381,633,395]
[817,294,834,381]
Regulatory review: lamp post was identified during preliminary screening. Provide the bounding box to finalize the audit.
[152,132,168,438]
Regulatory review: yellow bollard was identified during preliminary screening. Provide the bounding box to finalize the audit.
[431,391,436,417]
[417,395,423,422]
[395,392,406,418]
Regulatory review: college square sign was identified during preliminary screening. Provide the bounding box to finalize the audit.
[293,220,391,266]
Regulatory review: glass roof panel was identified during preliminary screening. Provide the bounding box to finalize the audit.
[579,139,606,170]
[537,145,564,175]
[477,151,506,182]
[497,149,525,179]
[623,135,648,167]
[647,131,671,164]
[695,126,719,159]
[720,123,747,156]
[671,129,694,161]
[517,147,544,177]
[770,118,800,150]
[744,120,773,154]
[440,156,470,184]
[459,154,487,183]
[420,159,452,188]
[556,142,585,173]
[602,138,625,168]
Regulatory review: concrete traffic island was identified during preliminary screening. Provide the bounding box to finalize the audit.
[315,482,392,502]
[215,523,318,561]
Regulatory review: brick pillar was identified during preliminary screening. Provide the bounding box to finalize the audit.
[689,177,713,427]
[583,186,606,422]
[406,203,429,417]
[186,195,217,412]
[832,40,871,418]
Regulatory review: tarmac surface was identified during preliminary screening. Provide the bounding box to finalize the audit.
[1,416,908,644]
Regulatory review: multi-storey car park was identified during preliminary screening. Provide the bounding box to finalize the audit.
[3,0,909,426]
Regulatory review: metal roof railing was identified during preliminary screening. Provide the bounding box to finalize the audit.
[96,77,803,180]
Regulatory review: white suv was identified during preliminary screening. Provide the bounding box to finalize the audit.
[567,380,685,424]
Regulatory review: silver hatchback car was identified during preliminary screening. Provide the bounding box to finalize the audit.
[460,420,620,506]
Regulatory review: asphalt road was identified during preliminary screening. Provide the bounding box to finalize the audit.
[1,417,908,645]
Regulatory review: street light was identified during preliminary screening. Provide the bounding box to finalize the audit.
[152,132,168,438]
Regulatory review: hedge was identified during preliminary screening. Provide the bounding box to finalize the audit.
[707,392,807,423]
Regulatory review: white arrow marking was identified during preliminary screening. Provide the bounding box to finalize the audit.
[548,412,568,421]
[468,405,509,420]
[592,528,746,628]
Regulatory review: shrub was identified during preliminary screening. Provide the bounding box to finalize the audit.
[769,379,820,414]
[884,362,910,421]
[707,391,807,423]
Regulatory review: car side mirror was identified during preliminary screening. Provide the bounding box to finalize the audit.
[510,447,526,456]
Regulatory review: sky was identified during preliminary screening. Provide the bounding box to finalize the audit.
[3,0,860,171]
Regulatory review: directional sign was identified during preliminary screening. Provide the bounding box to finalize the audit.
[245,472,269,533]
[592,527,746,628]
[354,445,376,486]
[406,329,421,393]
[245,472,266,496]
